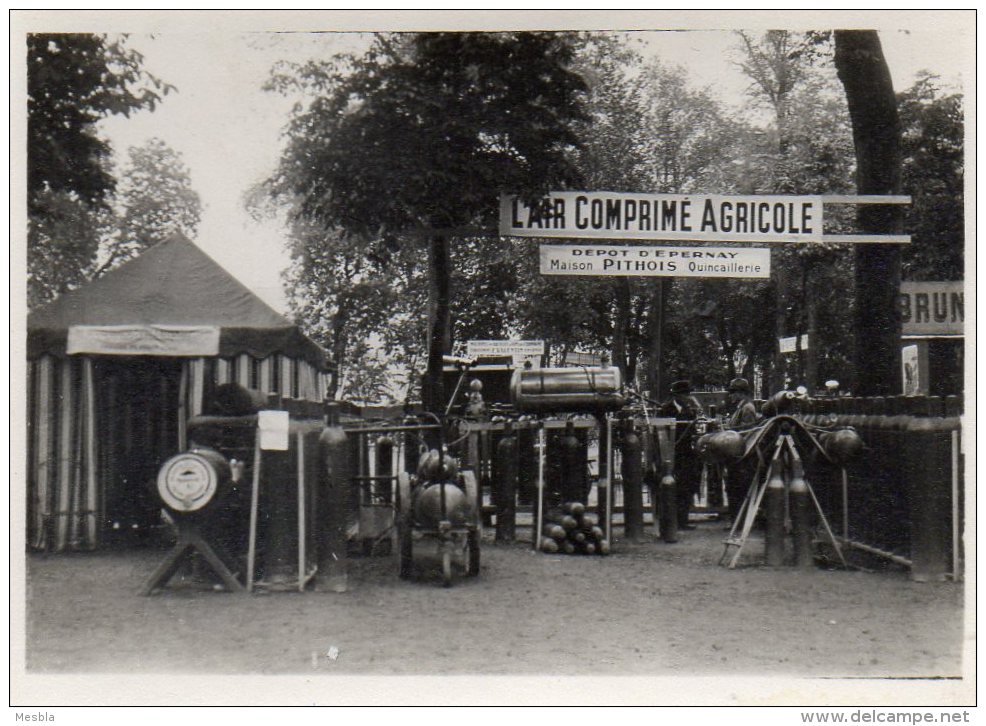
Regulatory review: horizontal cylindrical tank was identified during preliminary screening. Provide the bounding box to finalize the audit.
[156,447,231,514]
[510,366,625,413]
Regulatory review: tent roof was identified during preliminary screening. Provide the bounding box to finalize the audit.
[28,234,328,367]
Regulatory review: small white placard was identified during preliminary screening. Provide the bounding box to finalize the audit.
[258,410,290,451]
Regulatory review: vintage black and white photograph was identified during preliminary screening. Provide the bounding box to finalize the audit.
[11,10,974,709]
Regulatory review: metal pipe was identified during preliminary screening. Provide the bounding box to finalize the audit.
[842,467,849,541]
[534,425,545,551]
[605,415,614,542]
[246,435,261,593]
[836,536,912,568]
[343,424,442,436]
[297,430,305,592]
[952,430,961,581]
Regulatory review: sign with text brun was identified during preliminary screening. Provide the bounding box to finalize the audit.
[899,281,964,336]
[502,191,824,243]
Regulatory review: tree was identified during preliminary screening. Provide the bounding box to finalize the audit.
[98,138,202,273]
[834,30,904,396]
[510,40,744,397]
[733,31,859,394]
[27,33,172,307]
[26,189,106,309]
[27,33,171,212]
[897,74,964,281]
[267,32,589,419]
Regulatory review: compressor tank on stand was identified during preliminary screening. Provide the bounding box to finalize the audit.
[509,367,626,414]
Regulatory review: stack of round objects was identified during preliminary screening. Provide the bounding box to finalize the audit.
[539,502,610,555]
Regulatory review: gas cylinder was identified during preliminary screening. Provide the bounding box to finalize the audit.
[789,457,813,568]
[494,422,519,542]
[696,430,746,464]
[317,422,351,592]
[559,420,585,503]
[620,420,644,541]
[510,366,625,413]
[764,460,786,567]
[658,461,678,543]
[762,390,798,418]
[375,435,394,503]
[417,449,459,481]
[819,428,863,466]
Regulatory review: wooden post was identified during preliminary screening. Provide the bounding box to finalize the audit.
[82,359,98,549]
[56,358,74,551]
[177,361,188,451]
[534,425,545,551]
[297,430,306,592]
[841,468,850,541]
[32,356,53,550]
[952,430,961,581]
[246,434,262,592]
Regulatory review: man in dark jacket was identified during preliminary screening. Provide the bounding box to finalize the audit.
[659,380,704,530]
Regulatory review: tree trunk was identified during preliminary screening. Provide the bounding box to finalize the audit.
[422,232,452,444]
[644,280,665,399]
[612,278,631,381]
[771,267,788,392]
[805,280,819,393]
[834,30,904,396]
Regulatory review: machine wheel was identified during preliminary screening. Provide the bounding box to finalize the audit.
[466,528,481,577]
[441,548,452,588]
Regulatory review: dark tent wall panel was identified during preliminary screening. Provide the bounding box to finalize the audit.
[95,357,183,546]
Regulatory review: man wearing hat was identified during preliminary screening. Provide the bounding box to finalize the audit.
[724,377,759,523]
[726,378,758,429]
[659,380,705,530]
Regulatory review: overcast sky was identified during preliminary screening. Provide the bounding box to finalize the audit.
[92,20,969,315]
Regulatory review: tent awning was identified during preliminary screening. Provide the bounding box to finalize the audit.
[27,235,329,369]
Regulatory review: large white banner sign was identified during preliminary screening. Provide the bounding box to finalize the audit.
[502,191,824,243]
[539,245,771,279]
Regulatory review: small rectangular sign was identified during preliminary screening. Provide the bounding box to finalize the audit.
[258,410,290,451]
[539,245,770,278]
[565,351,603,367]
[502,192,824,243]
[899,281,964,336]
[467,340,545,358]
[901,344,924,396]
[779,334,810,354]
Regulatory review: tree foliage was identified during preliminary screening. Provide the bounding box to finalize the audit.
[897,74,964,281]
[268,32,587,234]
[27,189,107,309]
[267,32,590,408]
[266,30,961,404]
[99,137,202,273]
[27,33,173,308]
[27,33,172,212]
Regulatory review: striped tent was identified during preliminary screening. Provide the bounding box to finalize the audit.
[27,234,331,551]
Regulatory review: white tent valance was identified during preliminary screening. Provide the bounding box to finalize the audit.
[67,325,221,357]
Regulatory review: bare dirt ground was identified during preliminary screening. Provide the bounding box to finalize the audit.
[24,522,964,678]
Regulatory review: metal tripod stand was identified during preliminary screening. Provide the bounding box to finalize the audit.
[719,430,847,569]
